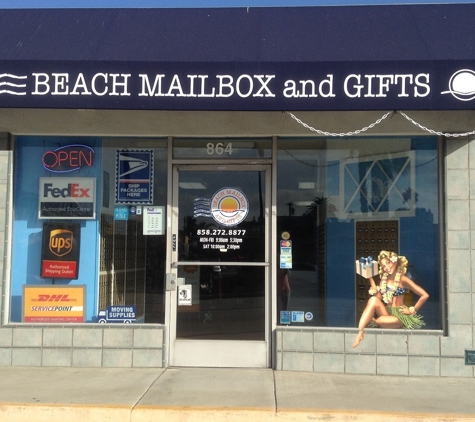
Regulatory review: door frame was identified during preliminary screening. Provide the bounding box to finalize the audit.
[167,163,272,367]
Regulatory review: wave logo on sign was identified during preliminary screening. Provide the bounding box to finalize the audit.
[441,69,475,101]
[194,187,248,227]
[193,198,212,218]
[49,229,73,257]
[0,73,27,95]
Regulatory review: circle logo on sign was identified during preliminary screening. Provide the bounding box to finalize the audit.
[305,312,313,321]
[441,69,475,101]
[210,188,249,226]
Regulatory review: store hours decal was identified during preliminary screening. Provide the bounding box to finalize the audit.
[197,229,246,251]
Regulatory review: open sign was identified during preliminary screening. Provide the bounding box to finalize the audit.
[42,144,94,173]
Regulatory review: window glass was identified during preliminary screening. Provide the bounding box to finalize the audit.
[276,137,441,330]
[11,136,167,324]
[100,138,168,324]
[176,169,266,263]
[176,265,265,341]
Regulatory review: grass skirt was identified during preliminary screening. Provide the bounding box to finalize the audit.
[367,306,425,329]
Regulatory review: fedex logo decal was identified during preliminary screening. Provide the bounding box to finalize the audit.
[43,183,90,198]
[39,178,95,202]
[39,177,96,220]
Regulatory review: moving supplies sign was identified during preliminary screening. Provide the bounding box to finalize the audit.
[39,177,96,219]
[23,285,86,323]
[41,222,81,279]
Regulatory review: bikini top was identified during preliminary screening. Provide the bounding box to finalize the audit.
[379,272,406,305]
[379,283,406,296]
[392,285,406,296]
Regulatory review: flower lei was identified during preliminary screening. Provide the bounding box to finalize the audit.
[378,269,402,305]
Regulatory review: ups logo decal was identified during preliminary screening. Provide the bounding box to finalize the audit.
[49,229,73,257]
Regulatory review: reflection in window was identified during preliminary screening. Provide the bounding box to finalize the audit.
[11,136,169,324]
[176,265,265,341]
[100,138,168,324]
[177,170,266,263]
[277,137,441,330]
[341,151,415,218]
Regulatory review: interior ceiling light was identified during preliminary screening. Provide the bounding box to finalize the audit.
[298,182,315,189]
[179,182,207,189]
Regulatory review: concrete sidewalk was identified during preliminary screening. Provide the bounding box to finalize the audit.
[0,366,474,422]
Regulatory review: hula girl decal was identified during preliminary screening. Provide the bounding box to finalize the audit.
[353,250,429,348]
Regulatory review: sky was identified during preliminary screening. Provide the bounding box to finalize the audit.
[0,0,474,8]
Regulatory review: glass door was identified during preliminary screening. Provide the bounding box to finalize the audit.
[170,164,271,367]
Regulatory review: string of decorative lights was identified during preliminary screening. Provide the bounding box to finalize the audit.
[286,111,475,138]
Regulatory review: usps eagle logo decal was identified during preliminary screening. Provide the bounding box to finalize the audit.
[194,187,249,227]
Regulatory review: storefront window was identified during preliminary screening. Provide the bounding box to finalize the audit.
[276,137,442,330]
[11,136,167,323]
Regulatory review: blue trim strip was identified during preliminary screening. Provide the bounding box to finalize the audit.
[1,0,474,8]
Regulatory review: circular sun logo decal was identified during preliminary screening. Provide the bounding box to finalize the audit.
[210,187,249,226]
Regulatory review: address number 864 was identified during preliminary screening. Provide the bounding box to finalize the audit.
[207,142,233,155]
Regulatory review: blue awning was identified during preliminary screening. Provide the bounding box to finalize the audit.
[0,5,474,111]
